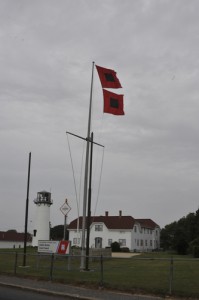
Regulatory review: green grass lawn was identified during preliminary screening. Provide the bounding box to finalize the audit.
[0,248,199,298]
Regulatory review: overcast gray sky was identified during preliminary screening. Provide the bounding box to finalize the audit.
[1,0,199,232]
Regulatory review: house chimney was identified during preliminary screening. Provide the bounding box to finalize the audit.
[105,211,109,217]
[119,210,122,217]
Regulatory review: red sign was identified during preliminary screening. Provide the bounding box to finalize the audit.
[57,240,70,254]
[38,240,70,254]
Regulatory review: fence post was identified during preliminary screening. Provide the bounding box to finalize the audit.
[50,254,54,281]
[169,256,174,295]
[99,255,104,287]
[14,252,18,275]
[67,254,71,271]
[36,253,40,270]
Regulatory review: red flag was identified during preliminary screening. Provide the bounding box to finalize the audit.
[96,65,122,89]
[103,89,124,115]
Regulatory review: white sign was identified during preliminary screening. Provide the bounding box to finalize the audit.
[38,240,70,254]
[60,200,71,216]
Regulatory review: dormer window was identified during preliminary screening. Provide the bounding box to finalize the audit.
[95,224,103,231]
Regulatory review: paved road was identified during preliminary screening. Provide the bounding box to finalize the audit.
[0,285,71,300]
[0,275,164,300]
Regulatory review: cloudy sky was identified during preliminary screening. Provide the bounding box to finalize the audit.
[1,0,199,232]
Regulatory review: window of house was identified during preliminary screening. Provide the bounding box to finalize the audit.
[119,239,126,246]
[140,239,143,246]
[145,240,147,246]
[108,239,112,246]
[137,240,139,246]
[150,240,152,247]
[73,238,80,245]
[95,224,103,231]
[134,226,137,232]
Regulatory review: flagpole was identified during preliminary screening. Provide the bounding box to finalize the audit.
[80,61,95,269]
[23,152,31,267]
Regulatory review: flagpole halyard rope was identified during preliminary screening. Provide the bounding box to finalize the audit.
[93,146,105,217]
[92,112,105,217]
[78,140,86,220]
[66,133,80,221]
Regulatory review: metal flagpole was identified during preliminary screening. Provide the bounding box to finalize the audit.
[66,130,104,269]
[85,132,94,271]
[64,215,67,240]
[23,152,31,266]
[80,62,95,269]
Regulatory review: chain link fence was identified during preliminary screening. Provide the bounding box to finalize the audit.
[0,251,199,298]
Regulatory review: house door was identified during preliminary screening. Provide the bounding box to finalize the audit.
[95,237,102,248]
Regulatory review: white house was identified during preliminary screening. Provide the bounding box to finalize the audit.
[68,210,160,252]
[0,230,32,249]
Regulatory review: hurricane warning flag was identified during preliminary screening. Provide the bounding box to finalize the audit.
[103,89,124,115]
[96,65,122,89]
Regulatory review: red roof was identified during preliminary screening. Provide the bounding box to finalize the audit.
[135,219,159,229]
[68,215,160,231]
[68,215,135,230]
[0,230,32,242]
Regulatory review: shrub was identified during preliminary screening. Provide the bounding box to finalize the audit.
[193,246,199,258]
[111,241,121,252]
[189,237,199,255]
[121,247,130,253]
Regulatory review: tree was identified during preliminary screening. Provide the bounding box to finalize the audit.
[160,222,177,250]
[50,225,68,240]
[160,209,199,255]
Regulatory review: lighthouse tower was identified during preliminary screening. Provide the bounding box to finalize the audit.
[32,191,53,247]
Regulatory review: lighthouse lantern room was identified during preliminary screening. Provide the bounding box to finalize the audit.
[32,191,53,247]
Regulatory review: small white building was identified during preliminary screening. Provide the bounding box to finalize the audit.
[32,191,53,247]
[0,230,32,249]
[68,211,160,252]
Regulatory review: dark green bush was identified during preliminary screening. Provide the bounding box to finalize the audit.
[193,246,199,258]
[189,237,199,255]
[121,247,130,253]
[111,241,121,252]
